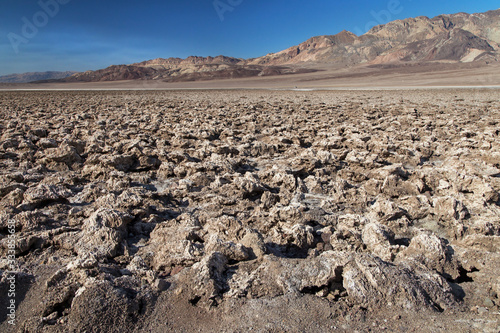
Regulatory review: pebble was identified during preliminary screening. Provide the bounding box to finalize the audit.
[478,307,489,314]
[484,298,495,308]
[154,278,170,292]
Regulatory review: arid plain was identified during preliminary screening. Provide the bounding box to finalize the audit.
[0,87,499,332]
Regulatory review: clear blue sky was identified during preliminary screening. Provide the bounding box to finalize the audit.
[1,0,498,75]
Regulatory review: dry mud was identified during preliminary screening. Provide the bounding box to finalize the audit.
[0,89,499,332]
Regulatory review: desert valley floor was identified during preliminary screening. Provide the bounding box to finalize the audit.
[0,89,499,332]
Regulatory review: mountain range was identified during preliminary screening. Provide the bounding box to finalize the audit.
[0,71,77,83]
[12,9,500,84]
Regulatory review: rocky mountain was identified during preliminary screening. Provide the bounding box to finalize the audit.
[251,9,500,66]
[55,9,500,83]
[59,62,316,83]
[0,71,77,83]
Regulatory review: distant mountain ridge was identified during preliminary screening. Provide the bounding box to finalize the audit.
[48,9,500,83]
[0,71,77,83]
[250,9,499,66]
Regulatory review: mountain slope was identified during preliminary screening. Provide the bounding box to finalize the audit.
[54,9,500,83]
[0,71,78,83]
[59,62,316,83]
[252,9,500,66]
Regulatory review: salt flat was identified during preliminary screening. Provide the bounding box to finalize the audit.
[0,89,499,332]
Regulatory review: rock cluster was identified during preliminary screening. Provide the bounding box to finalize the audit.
[0,90,499,332]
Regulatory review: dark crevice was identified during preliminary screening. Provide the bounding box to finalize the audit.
[137,299,146,315]
[242,191,265,201]
[394,237,411,247]
[432,302,445,313]
[189,296,201,306]
[453,266,478,284]
[301,278,346,300]
[265,242,310,259]
[43,287,77,321]
[52,297,73,317]
[301,285,328,295]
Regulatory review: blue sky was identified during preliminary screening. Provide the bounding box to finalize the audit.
[1,0,498,75]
